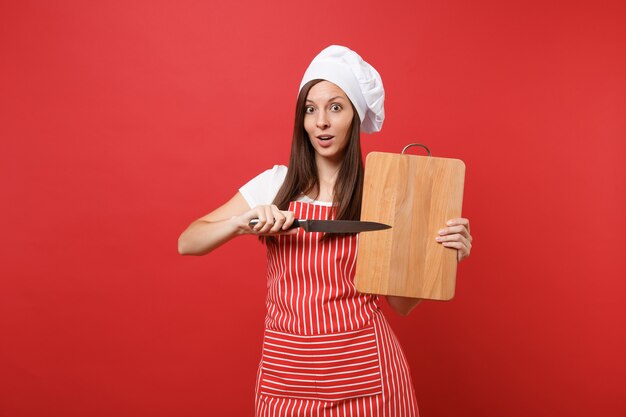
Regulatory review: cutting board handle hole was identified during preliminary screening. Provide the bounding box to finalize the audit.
[401,143,432,156]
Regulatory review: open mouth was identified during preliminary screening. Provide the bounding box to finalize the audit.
[318,135,334,141]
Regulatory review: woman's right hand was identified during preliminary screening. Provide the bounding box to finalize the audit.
[235,205,297,235]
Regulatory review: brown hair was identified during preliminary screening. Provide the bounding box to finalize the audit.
[271,79,364,231]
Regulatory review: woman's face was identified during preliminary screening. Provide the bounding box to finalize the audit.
[303,81,355,164]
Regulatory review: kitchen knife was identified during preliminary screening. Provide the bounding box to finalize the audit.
[249,219,391,233]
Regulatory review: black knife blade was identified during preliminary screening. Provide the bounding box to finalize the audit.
[249,219,391,233]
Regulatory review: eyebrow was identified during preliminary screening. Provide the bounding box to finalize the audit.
[306,96,347,103]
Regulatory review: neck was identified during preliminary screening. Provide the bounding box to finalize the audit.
[313,155,342,202]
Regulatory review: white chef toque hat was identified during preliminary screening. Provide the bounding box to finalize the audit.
[299,45,385,134]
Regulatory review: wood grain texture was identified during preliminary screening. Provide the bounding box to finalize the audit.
[355,152,465,300]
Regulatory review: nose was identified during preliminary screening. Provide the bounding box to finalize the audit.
[316,112,330,129]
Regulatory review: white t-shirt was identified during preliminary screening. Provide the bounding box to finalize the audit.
[239,165,333,208]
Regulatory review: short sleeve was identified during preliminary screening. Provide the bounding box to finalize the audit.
[239,165,288,208]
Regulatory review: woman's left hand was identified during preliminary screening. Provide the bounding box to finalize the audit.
[435,218,472,262]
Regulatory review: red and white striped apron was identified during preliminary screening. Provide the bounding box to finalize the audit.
[255,201,419,417]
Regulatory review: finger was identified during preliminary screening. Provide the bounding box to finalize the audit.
[435,233,470,247]
[437,233,472,258]
[253,206,272,233]
[446,218,470,234]
[269,205,286,233]
[438,225,470,240]
[259,206,275,233]
[440,240,470,260]
[252,207,267,232]
[281,211,296,230]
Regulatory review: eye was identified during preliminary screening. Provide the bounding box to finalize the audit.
[330,103,342,112]
[304,106,315,114]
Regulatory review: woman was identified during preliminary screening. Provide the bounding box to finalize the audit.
[179,45,472,417]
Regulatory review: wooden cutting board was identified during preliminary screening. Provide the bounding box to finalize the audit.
[355,150,465,301]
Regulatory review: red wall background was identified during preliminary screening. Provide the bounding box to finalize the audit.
[1,1,625,416]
